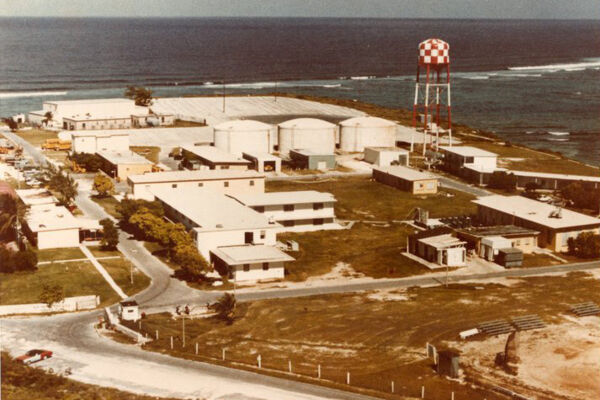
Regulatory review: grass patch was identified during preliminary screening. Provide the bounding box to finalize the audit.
[171,119,206,127]
[87,245,121,258]
[280,223,426,281]
[90,195,121,219]
[0,262,121,306]
[130,146,160,163]
[131,273,600,399]
[35,247,84,262]
[13,128,57,147]
[98,257,150,297]
[521,253,562,268]
[267,176,476,220]
[1,351,179,400]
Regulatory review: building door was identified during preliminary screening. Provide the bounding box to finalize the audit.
[245,232,253,244]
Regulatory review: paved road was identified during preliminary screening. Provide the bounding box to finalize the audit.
[438,175,491,197]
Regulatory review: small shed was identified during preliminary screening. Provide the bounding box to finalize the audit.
[496,248,523,268]
[242,152,282,173]
[289,149,336,171]
[364,147,409,167]
[118,300,140,322]
[480,236,512,261]
[437,350,460,378]
[372,166,438,195]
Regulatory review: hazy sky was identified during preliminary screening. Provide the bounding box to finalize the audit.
[2,0,599,19]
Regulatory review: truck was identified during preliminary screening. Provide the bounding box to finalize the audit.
[41,138,71,151]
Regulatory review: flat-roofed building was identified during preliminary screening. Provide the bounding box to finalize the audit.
[21,205,81,249]
[70,130,129,154]
[96,150,153,181]
[15,188,58,209]
[373,166,438,195]
[242,152,282,173]
[128,170,265,201]
[151,188,281,259]
[364,147,409,167]
[456,225,539,255]
[230,191,339,232]
[440,146,498,184]
[181,145,251,170]
[473,195,600,252]
[408,227,466,267]
[511,170,600,190]
[211,244,294,282]
[289,149,335,170]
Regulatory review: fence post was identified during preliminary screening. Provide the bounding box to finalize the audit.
[391,381,395,393]
[346,372,350,385]
[195,342,198,355]
[222,348,226,361]
[421,386,425,398]
[288,360,292,373]
[155,330,158,340]
[170,336,173,349]
[257,354,262,369]
[317,364,321,379]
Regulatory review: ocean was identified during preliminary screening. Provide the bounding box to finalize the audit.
[1,17,599,165]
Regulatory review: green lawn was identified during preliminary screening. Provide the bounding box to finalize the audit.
[0,262,121,306]
[91,195,121,219]
[35,247,85,262]
[98,257,150,298]
[279,223,427,281]
[14,128,57,147]
[267,176,477,221]
[130,146,160,163]
[88,245,121,258]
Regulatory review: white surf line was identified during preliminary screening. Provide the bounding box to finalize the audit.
[79,245,128,299]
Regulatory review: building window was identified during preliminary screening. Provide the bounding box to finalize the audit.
[243,264,250,272]
[172,184,177,188]
[260,230,266,239]
[262,262,269,271]
[224,181,229,187]
[198,182,203,187]
[250,180,255,186]
[313,203,323,210]
[284,204,294,212]
[82,123,86,129]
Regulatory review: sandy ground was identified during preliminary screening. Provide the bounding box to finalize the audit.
[453,317,600,400]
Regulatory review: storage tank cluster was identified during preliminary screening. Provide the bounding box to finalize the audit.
[212,116,399,156]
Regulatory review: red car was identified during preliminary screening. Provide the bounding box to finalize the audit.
[15,349,53,364]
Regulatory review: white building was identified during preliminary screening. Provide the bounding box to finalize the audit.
[211,244,294,282]
[480,236,513,261]
[29,98,144,130]
[242,152,282,173]
[15,188,58,209]
[408,228,467,267]
[214,119,274,156]
[118,300,140,321]
[181,145,251,170]
[96,150,154,180]
[339,116,397,152]
[70,130,130,154]
[22,205,82,249]
[230,191,339,232]
[278,118,336,155]
[440,146,498,182]
[127,169,265,201]
[364,147,409,167]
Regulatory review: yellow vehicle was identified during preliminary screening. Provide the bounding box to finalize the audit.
[42,138,72,151]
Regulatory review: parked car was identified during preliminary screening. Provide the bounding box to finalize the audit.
[15,349,53,364]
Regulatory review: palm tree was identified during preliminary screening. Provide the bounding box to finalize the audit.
[43,111,53,126]
[212,293,236,324]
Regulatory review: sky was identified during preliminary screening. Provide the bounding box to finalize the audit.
[2,0,600,19]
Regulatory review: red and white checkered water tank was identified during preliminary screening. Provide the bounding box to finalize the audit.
[419,38,450,65]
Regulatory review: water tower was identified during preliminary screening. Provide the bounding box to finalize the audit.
[412,38,452,155]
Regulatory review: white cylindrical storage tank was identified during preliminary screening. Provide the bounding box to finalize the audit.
[339,116,397,152]
[214,119,273,157]
[278,118,336,155]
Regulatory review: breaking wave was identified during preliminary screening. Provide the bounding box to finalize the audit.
[508,59,600,72]
[0,91,68,99]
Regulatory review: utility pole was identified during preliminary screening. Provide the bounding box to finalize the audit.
[222,81,226,113]
[182,315,185,347]
[130,263,133,284]
[275,82,278,102]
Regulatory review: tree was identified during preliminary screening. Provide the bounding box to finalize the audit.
[92,174,114,197]
[172,244,209,278]
[43,111,53,126]
[12,249,38,271]
[99,218,119,250]
[38,164,79,207]
[124,86,153,106]
[2,117,18,132]
[211,293,236,324]
[488,171,517,192]
[523,182,540,199]
[39,283,64,307]
[70,152,102,172]
[117,198,164,224]
[128,208,166,240]
[567,232,600,259]
[562,182,600,212]
[0,194,26,241]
